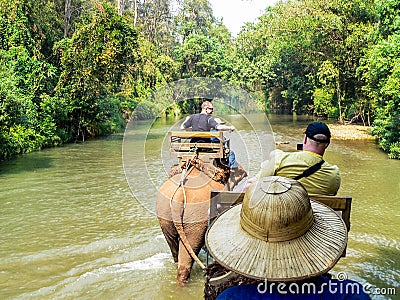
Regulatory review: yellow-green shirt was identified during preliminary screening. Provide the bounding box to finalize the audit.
[256,150,341,196]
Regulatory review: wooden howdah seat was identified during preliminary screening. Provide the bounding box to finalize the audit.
[168,131,228,163]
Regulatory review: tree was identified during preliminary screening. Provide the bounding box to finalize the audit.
[54,2,139,140]
[0,0,59,159]
[359,11,400,158]
[64,0,72,37]
[175,33,230,79]
[133,0,176,53]
[175,0,214,42]
[232,0,374,119]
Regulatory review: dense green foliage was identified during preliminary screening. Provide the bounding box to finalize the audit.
[358,0,400,158]
[0,1,59,159]
[54,3,139,140]
[0,0,399,159]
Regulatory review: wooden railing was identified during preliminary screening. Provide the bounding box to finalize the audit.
[169,131,225,161]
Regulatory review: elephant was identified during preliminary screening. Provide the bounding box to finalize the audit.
[156,157,247,285]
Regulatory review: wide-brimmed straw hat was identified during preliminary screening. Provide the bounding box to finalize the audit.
[206,176,347,281]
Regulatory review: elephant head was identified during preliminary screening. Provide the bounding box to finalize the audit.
[156,159,247,285]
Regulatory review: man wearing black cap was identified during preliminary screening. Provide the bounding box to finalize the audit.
[246,122,340,196]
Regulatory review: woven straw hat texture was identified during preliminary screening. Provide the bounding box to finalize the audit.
[206,176,347,281]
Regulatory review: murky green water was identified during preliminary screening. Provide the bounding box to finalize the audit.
[0,114,399,299]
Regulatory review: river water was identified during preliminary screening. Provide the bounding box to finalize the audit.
[0,114,399,299]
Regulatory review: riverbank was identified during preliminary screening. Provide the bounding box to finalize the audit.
[328,124,375,140]
[275,123,375,151]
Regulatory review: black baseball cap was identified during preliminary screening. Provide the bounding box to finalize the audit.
[305,122,331,143]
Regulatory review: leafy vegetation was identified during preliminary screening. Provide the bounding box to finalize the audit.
[0,0,399,159]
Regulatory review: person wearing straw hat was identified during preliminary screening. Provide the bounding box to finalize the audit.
[206,176,370,299]
[245,122,340,196]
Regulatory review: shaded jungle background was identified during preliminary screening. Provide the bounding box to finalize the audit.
[1,0,400,160]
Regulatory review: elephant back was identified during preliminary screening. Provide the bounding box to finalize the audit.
[156,167,226,224]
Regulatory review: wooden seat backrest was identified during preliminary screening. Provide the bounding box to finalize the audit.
[169,131,224,161]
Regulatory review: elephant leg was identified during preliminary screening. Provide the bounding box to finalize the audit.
[158,218,179,263]
[176,220,208,285]
[228,163,248,189]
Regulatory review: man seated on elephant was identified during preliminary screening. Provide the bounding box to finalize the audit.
[245,121,340,196]
[180,101,235,142]
[180,100,241,180]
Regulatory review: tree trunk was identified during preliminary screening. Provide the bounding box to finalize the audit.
[117,0,124,15]
[64,0,71,38]
[336,71,344,124]
[134,0,137,27]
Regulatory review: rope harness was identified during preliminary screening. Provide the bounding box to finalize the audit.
[168,150,207,270]
[167,143,233,271]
